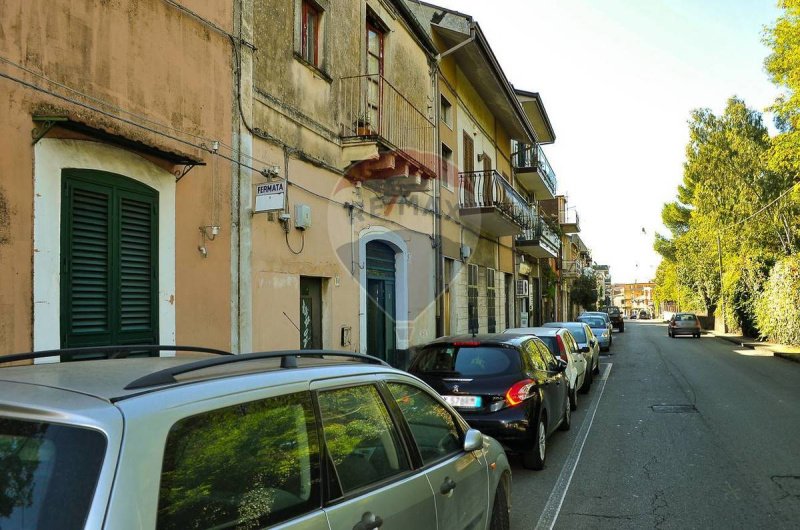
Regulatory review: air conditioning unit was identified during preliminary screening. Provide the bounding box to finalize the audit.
[516,279,529,297]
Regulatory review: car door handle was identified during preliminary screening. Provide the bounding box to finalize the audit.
[353,512,383,530]
[440,476,457,495]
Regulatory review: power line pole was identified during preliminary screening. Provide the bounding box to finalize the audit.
[717,233,727,333]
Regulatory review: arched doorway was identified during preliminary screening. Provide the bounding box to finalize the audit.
[366,241,396,364]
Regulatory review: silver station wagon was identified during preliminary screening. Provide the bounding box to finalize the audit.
[0,347,512,530]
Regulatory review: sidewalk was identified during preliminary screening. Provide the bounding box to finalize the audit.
[707,331,800,363]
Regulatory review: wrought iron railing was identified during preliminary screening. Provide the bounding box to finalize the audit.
[512,144,557,195]
[340,74,436,175]
[458,170,531,229]
[518,214,560,252]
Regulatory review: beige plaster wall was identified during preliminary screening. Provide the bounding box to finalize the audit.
[0,0,235,353]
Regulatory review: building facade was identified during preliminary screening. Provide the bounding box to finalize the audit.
[0,0,236,356]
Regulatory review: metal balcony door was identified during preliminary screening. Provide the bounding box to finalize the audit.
[300,277,322,350]
[366,241,396,365]
[366,22,384,133]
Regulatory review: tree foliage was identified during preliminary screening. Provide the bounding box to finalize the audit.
[570,273,598,312]
[755,255,800,345]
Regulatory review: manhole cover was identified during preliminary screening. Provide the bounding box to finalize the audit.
[651,404,697,413]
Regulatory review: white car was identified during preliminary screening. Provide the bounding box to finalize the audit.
[505,327,590,410]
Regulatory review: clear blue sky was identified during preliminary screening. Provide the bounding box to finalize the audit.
[431,0,781,283]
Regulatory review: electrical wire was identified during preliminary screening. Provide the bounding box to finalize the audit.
[720,180,800,232]
[285,229,305,255]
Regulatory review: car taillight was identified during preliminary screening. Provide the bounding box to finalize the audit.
[555,335,568,361]
[505,379,534,407]
[453,341,480,347]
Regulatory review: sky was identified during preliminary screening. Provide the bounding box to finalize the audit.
[431,0,782,283]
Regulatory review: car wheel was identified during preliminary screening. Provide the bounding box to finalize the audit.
[560,393,571,431]
[523,417,546,470]
[569,384,578,411]
[489,480,511,530]
[579,368,592,394]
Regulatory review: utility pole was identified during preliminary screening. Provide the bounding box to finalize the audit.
[717,233,727,333]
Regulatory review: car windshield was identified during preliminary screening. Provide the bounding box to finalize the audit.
[0,418,106,530]
[676,314,697,322]
[579,317,607,328]
[411,345,520,376]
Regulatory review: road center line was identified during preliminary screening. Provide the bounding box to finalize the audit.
[535,363,612,530]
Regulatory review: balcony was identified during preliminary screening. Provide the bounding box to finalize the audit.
[458,170,531,236]
[340,74,436,192]
[561,209,580,234]
[561,259,582,279]
[512,144,557,198]
[517,215,559,258]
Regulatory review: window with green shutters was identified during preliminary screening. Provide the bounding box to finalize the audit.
[60,170,159,359]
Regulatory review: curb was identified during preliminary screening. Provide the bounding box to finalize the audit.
[708,332,800,363]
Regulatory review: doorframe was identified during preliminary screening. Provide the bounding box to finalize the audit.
[33,139,176,361]
[358,227,408,355]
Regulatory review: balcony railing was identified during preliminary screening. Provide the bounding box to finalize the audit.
[561,209,580,233]
[340,74,436,176]
[512,144,557,195]
[458,170,532,232]
[517,214,560,258]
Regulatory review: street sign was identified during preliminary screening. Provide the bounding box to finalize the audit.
[254,181,285,212]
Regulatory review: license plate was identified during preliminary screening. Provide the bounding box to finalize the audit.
[443,395,482,408]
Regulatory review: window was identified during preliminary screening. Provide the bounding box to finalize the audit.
[412,345,520,377]
[318,385,409,494]
[441,143,453,189]
[468,264,479,334]
[536,341,559,370]
[301,1,320,66]
[487,268,496,333]
[157,393,321,529]
[440,95,453,127]
[388,383,462,464]
[0,418,106,530]
[524,340,547,371]
[60,170,159,357]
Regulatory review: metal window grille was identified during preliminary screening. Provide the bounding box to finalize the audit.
[487,268,496,333]
[468,264,478,334]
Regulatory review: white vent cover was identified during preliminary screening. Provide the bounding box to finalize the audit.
[516,279,529,297]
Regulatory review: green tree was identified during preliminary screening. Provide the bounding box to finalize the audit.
[570,273,598,312]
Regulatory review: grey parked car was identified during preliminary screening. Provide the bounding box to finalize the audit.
[0,346,512,530]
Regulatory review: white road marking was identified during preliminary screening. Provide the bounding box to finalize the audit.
[535,363,613,530]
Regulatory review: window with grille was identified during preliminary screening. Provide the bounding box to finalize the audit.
[468,264,478,334]
[487,268,496,333]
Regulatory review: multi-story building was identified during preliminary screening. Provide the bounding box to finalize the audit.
[242,0,440,366]
[1,0,589,365]
[613,282,656,317]
[0,1,236,356]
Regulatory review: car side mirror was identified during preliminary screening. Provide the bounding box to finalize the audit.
[463,428,483,452]
[580,346,590,353]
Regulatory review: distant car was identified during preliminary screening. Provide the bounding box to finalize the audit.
[638,310,650,320]
[506,326,589,411]
[0,346,513,530]
[577,315,612,352]
[601,306,625,332]
[410,334,571,471]
[629,312,637,319]
[668,312,702,338]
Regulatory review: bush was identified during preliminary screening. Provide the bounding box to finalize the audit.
[755,255,800,346]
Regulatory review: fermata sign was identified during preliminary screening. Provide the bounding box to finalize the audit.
[254,181,285,212]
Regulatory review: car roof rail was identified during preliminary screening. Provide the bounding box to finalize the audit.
[123,350,390,390]
[0,345,233,366]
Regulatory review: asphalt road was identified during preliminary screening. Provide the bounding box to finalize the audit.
[508,320,800,529]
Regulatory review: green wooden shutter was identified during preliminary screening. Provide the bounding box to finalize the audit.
[61,170,159,359]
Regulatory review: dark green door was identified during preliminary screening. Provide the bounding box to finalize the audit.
[366,241,396,365]
[60,170,159,359]
[300,277,322,350]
